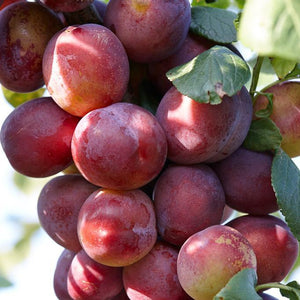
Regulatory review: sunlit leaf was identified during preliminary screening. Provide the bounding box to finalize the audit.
[167,45,251,104]
[243,119,282,152]
[238,0,300,62]
[271,58,297,80]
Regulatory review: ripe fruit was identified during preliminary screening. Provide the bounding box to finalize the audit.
[71,102,167,190]
[77,188,157,267]
[254,81,300,157]
[177,225,257,300]
[67,249,123,299]
[0,97,80,177]
[39,0,93,12]
[0,2,63,92]
[104,0,191,63]
[153,164,225,246]
[53,249,75,300]
[37,174,98,252]
[43,23,130,117]
[227,214,299,284]
[123,241,192,299]
[156,86,253,164]
[212,147,278,215]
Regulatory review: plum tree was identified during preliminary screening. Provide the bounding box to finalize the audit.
[0,1,300,299]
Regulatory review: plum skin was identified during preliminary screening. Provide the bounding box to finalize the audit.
[153,164,225,246]
[43,23,130,117]
[53,249,75,300]
[0,2,63,92]
[77,188,157,267]
[67,249,123,300]
[227,214,299,284]
[39,0,93,12]
[104,0,191,63]
[0,97,80,178]
[123,241,192,300]
[156,86,253,164]
[212,147,278,215]
[254,81,300,157]
[71,102,167,190]
[37,174,98,252]
[177,225,257,300]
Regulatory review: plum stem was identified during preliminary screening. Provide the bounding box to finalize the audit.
[255,281,299,296]
[249,56,264,101]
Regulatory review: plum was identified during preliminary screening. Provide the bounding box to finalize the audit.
[177,225,257,300]
[77,188,157,267]
[39,0,93,12]
[53,249,75,300]
[227,214,299,284]
[148,33,215,94]
[153,164,225,246]
[71,102,167,190]
[123,241,192,299]
[156,86,253,164]
[37,174,98,252]
[212,147,278,215]
[104,0,191,63]
[254,81,300,157]
[67,249,123,299]
[0,2,63,92]
[0,97,80,177]
[43,23,129,117]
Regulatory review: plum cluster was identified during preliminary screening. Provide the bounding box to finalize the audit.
[0,1,299,300]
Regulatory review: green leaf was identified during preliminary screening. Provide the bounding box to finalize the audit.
[238,0,300,62]
[191,0,231,9]
[1,85,45,107]
[270,58,297,80]
[166,45,251,104]
[285,63,300,80]
[243,119,282,152]
[190,6,237,43]
[271,148,300,241]
[214,268,261,300]
[280,281,300,300]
